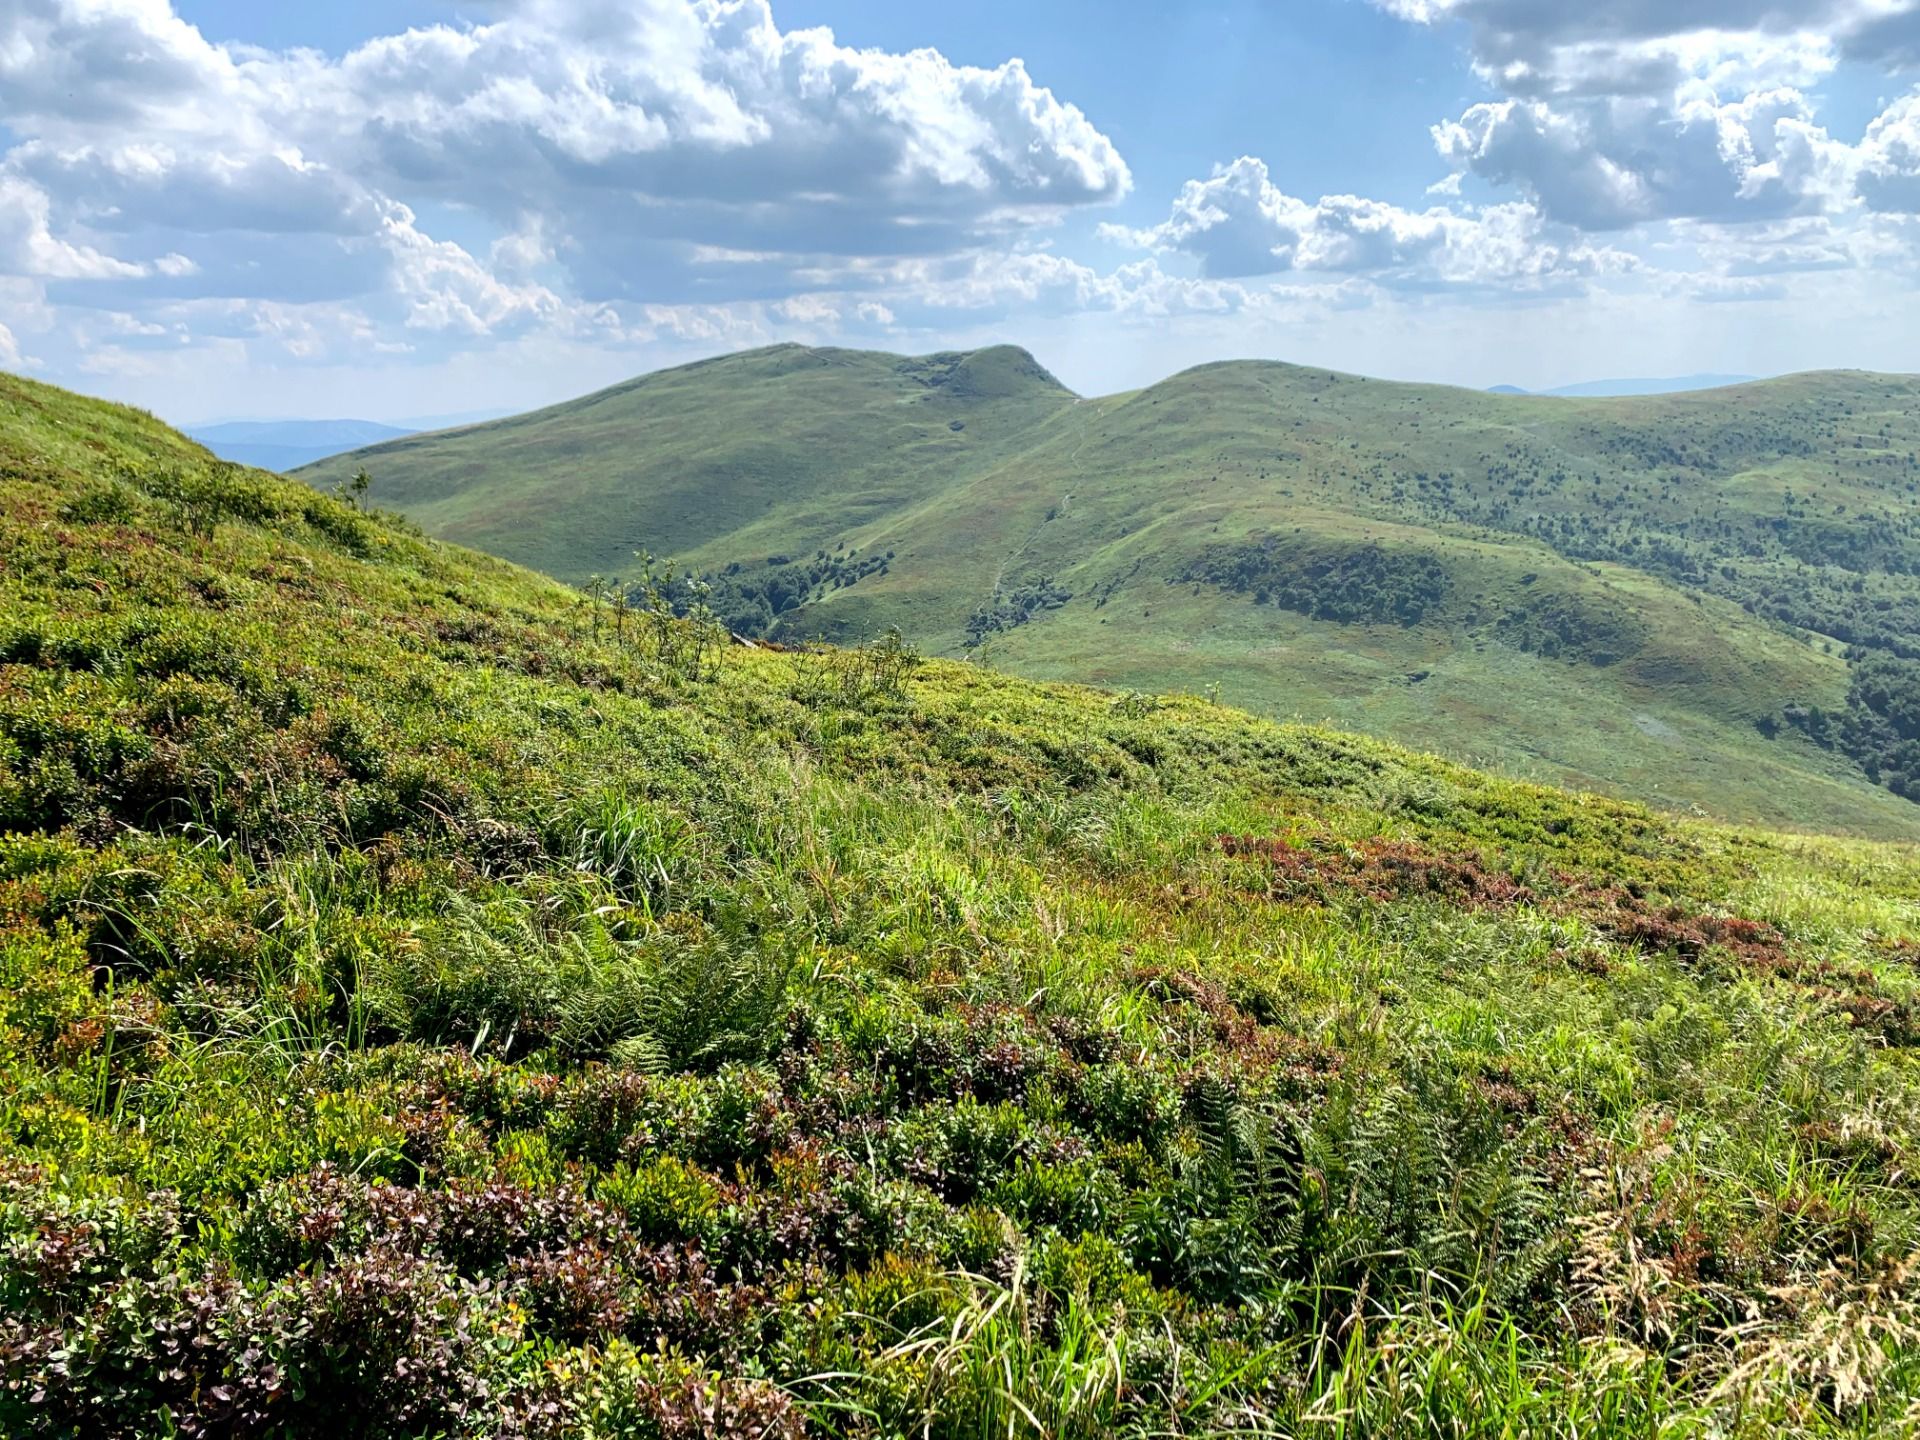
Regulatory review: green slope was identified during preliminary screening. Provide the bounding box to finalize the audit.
[317,343,1076,582]
[12,370,1920,1437]
[300,349,1920,837]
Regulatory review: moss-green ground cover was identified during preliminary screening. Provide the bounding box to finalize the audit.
[7,371,1920,1436]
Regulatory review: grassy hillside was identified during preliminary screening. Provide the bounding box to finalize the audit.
[10,374,1920,1435]
[299,347,1920,838]
[313,344,1076,582]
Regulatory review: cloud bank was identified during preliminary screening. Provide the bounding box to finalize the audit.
[0,0,1138,387]
[5,0,1920,410]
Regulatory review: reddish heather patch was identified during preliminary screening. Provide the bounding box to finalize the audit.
[1216,833,1535,908]
[1468,1064,1600,1180]
[1472,1068,1536,1117]
[1134,965,1342,1086]
[1216,831,1790,968]
[1572,887,1789,971]
[1826,991,1920,1048]
[1215,831,1916,1044]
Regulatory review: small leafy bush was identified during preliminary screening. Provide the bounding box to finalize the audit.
[542,1343,804,1440]
[56,481,137,526]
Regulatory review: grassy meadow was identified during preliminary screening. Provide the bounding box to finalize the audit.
[5,372,1920,1435]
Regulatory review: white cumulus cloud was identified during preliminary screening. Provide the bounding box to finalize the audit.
[0,0,1129,300]
[1431,88,1856,229]
[0,0,1132,374]
[1375,0,1920,297]
[1858,93,1920,212]
[1108,156,1631,289]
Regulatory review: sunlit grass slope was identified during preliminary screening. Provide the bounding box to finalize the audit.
[9,371,1920,1436]
[306,343,1076,582]
[300,347,1920,836]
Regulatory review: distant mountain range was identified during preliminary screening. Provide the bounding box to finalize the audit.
[1489,374,1758,398]
[296,343,1920,836]
[194,382,1763,471]
[188,419,417,472]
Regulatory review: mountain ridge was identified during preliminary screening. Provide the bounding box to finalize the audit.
[1486,373,1766,398]
[189,417,418,471]
[272,342,1920,836]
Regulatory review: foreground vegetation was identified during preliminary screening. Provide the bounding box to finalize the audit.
[9,372,1920,1436]
[302,345,1920,834]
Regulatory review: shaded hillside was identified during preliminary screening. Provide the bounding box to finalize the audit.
[10,370,1920,1436]
[302,348,1920,835]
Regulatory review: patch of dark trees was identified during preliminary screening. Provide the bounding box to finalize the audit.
[966,579,1072,645]
[1488,592,1649,666]
[691,547,893,638]
[1768,653,1920,803]
[1179,537,1448,626]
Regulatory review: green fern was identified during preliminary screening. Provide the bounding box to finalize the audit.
[557,920,790,1072]
[362,894,563,1058]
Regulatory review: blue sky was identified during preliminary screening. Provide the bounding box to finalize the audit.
[6,0,1920,423]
